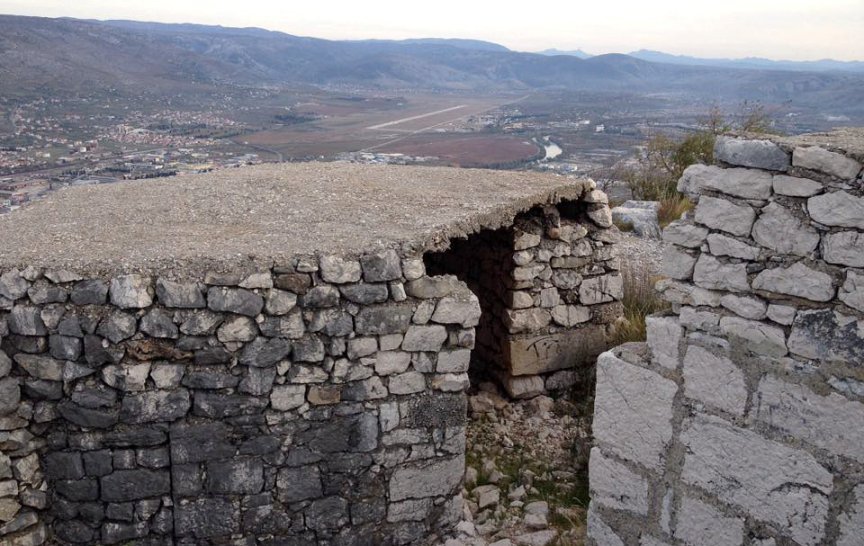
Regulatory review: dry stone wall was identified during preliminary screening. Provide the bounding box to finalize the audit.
[587,132,864,546]
[0,193,620,544]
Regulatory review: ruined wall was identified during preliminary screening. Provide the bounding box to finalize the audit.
[0,195,620,545]
[587,133,864,545]
[427,197,623,399]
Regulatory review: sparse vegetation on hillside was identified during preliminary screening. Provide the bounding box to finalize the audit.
[611,262,670,345]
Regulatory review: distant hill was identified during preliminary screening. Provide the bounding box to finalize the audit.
[537,48,593,59]
[629,49,864,73]
[0,15,862,117]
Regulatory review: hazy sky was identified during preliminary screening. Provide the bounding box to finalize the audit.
[1,0,862,61]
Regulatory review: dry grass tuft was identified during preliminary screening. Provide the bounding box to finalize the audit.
[657,194,693,229]
[612,264,669,345]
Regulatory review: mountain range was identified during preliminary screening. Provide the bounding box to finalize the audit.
[0,15,862,116]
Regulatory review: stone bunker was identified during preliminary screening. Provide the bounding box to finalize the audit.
[0,163,621,545]
[588,129,864,546]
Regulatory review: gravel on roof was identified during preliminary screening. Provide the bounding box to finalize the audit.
[0,162,594,277]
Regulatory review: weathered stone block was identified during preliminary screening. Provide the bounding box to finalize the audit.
[593,349,676,470]
[808,191,864,229]
[550,304,590,327]
[695,196,755,237]
[109,275,152,309]
[646,315,682,369]
[681,414,832,546]
[270,385,306,411]
[100,469,170,502]
[693,255,749,293]
[715,136,790,170]
[339,283,388,304]
[719,316,787,357]
[319,255,362,284]
[752,202,820,257]
[0,270,28,301]
[139,308,179,339]
[276,465,322,503]
[656,280,722,307]
[389,457,463,501]
[690,164,775,199]
[361,249,402,282]
[431,294,482,327]
[837,485,864,546]
[405,275,462,298]
[840,270,864,313]
[217,315,258,342]
[706,233,760,260]
[662,246,697,280]
[155,278,205,308]
[683,345,747,416]
[8,307,46,336]
[751,375,864,462]
[506,326,606,376]
[719,294,767,320]
[354,303,414,335]
[206,458,263,495]
[663,222,708,249]
[588,448,648,515]
[120,389,191,423]
[752,262,835,302]
[674,495,744,546]
[390,371,427,395]
[402,325,448,352]
[437,348,471,373]
[793,146,862,179]
[207,286,264,316]
[823,231,864,268]
[773,174,822,197]
[579,274,623,305]
[174,498,237,539]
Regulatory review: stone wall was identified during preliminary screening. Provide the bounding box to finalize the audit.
[426,198,622,399]
[587,132,864,546]
[0,196,619,544]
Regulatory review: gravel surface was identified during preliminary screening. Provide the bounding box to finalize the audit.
[0,162,592,277]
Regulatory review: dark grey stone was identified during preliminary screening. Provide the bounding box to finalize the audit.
[171,464,203,496]
[54,520,97,543]
[308,308,354,336]
[207,287,264,317]
[170,422,234,464]
[83,450,113,477]
[340,284,389,305]
[102,428,166,448]
[100,469,170,502]
[276,465,322,503]
[239,436,281,456]
[350,498,387,525]
[71,386,117,408]
[274,273,312,294]
[156,278,206,308]
[137,447,170,469]
[140,309,179,339]
[84,335,122,366]
[78,502,105,524]
[299,413,378,453]
[58,401,120,428]
[193,392,268,418]
[24,378,62,400]
[194,346,233,365]
[44,451,85,480]
[239,367,277,396]
[56,478,100,501]
[354,303,414,335]
[174,497,238,539]
[28,282,68,304]
[49,334,82,360]
[5,334,48,353]
[97,312,138,343]
[101,521,149,545]
[788,308,864,363]
[182,369,240,389]
[206,458,264,494]
[70,279,109,305]
[105,502,135,522]
[361,250,402,282]
[306,496,350,531]
[301,285,341,308]
[293,335,326,362]
[259,311,306,339]
[0,270,28,300]
[152,507,173,535]
[0,377,19,415]
[240,337,292,367]
[58,316,84,337]
[120,389,191,424]
[14,353,63,380]
[177,336,207,351]
[0,350,10,377]
[178,310,223,336]
[112,450,136,470]
[8,306,46,336]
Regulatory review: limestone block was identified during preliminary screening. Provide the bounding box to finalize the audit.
[0,270,28,301]
[550,305,590,327]
[662,246,697,280]
[319,255,362,284]
[646,315,682,369]
[674,495,744,546]
[501,374,545,399]
[689,165,774,199]
[70,279,108,305]
[692,255,749,292]
[719,316,787,357]
[751,375,864,462]
[586,506,625,546]
[155,279,205,308]
[678,164,710,197]
[683,345,747,416]
[587,205,613,228]
[663,222,708,249]
[720,294,767,320]
[120,390,191,424]
[431,294,482,327]
[766,304,796,326]
[8,307,46,336]
[360,249,402,282]
[695,196,755,237]
[655,280,722,307]
[788,309,864,362]
[579,274,623,305]
[514,231,542,251]
[752,262,835,302]
[15,354,63,381]
[299,285,340,308]
[837,485,864,546]
[347,337,378,360]
[823,231,864,268]
[714,136,790,171]
[401,258,425,281]
[681,414,832,546]
[437,349,471,373]
[593,350,677,470]
[505,326,606,376]
[773,174,823,197]
[109,274,153,309]
[264,289,298,315]
[354,303,414,335]
[374,351,412,376]
[270,385,306,411]
[793,146,862,179]
[808,191,864,229]
[139,309,179,339]
[706,233,760,261]
[551,269,582,290]
[752,202,819,257]
[611,200,661,238]
[840,270,864,313]
[208,286,265,316]
[402,325,448,351]
[405,275,463,298]
[588,447,648,515]
[514,264,546,282]
[504,308,551,334]
[217,316,258,342]
[390,371,427,395]
[389,457,463,501]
